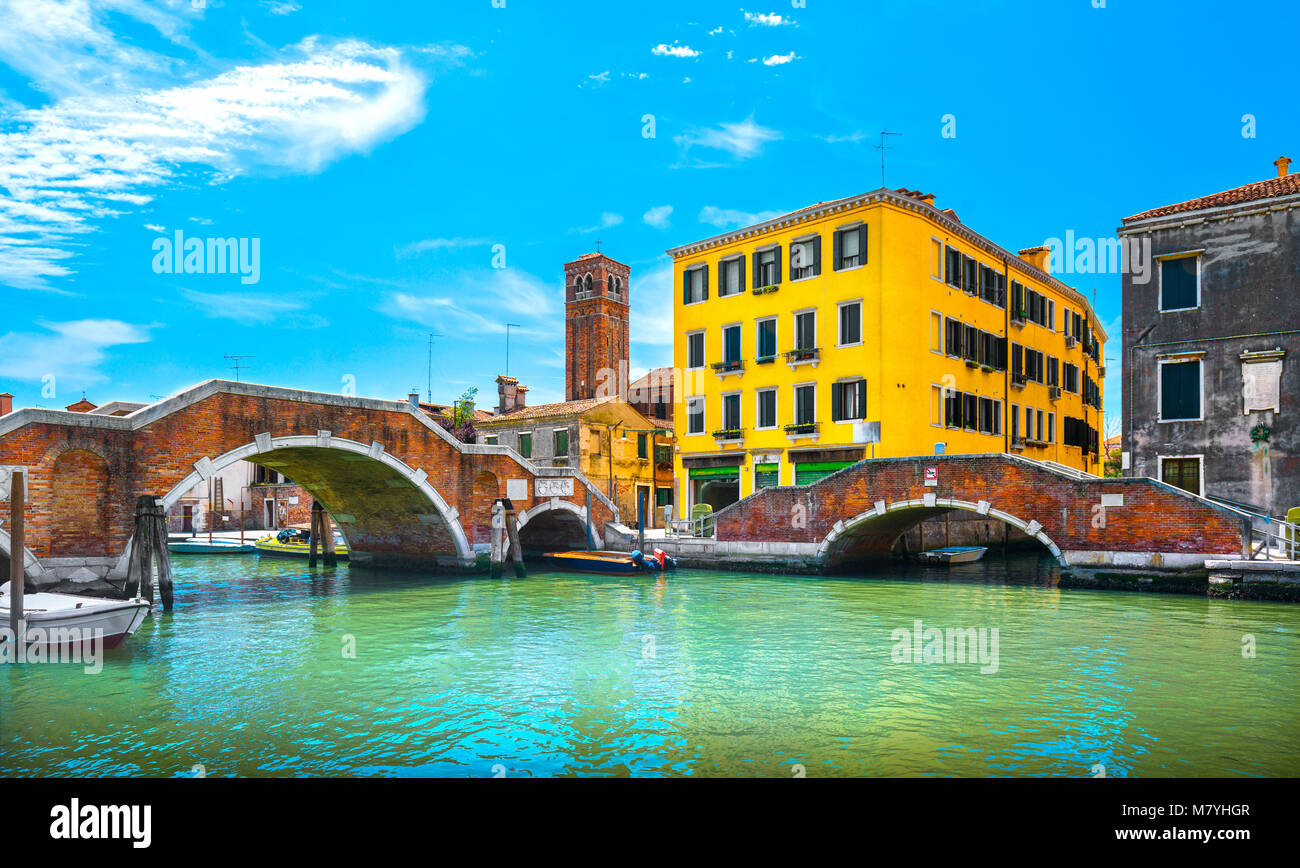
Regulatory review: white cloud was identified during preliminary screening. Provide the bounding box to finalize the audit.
[708,27,723,36]
[643,205,673,229]
[0,37,442,291]
[652,43,700,58]
[743,11,795,27]
[673,116,781,166]
[762,52,798,66]
[576,212,624,234]
[0,318,151,385]
[584,70,610,87]
[395,237,489,258]
[181,289,321,327]
[263,0,301,14]
[699,205,784,229]
[143,223,165,233]
[377,268,559,335]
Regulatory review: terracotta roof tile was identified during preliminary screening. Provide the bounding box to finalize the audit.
[1124,172,1300,222]
[476,396,615,426]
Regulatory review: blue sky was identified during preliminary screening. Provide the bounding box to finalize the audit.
[0,0,1295,437]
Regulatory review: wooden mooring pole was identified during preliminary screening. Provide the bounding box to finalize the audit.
[585,490,593,552]
[309,501,322,568]
[501,498,525,578]
[489,501,505,580]
[125,495,173,610]
[321,504,337,568]
[9,470,25,646]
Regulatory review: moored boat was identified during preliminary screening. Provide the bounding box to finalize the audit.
[917,546,988,565]
[538,549,677,575]
[0,582,151,650]
[168,537,258,554]
[254,528,350,560]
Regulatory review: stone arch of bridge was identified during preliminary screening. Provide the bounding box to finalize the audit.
[517,499,596,552]
[143,434,474,572]
[818,497,1067,569]
[0,527,47,582]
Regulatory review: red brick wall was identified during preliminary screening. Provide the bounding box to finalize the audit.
[715,455,1249,560]
[0,389,617,564]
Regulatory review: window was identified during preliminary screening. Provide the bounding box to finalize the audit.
[794,384,816,425]
[1160,358,1202,421]
[1010,403,1020,441]
[979,331,1006,370]
[554,428,569,456]
[945,246,962,287]
[835,225,867,270]
[519,432,532,458]
[720,257,745,297]
[790,236,821,280]
[978,397,1002,435]
[1047,356,1060,387]
[963,324,978,362]
[1010,342,1023,381]
[979,265,1005,306]
[1046,299,1055,330]
[757,388,777,429]
[590,427,603,456]
[637,433,648,459]
[757,318,777,360]
[723,324,742,363]
[794,310,816,350]
[1010,281,1025,320]
[722,393,741,431]
[1063,363,1080,393]
[930,238,944,280]
[683,265,708,304]
[656,487,673,508]
[931,384,944,426]
[1161,456,1202,495]
[930,311,943,353]
[1047,413,1055,443]
[832,379,866,422]
[944,388,961,429]
[962,255,978,294]
[754,247,781,287]
[838,301,862,347]
[1025,406,1033,440]
[687,331,705,369]
[1036,409,1044,441]
[963,393,979,430]
[687,397,705,435]
[485,435,498,446]
[945,317,962,358]
[1160,255,1200,311]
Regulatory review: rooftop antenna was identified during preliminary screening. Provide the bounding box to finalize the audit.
[505,323,522,376]
[224,354,255,383]
[426,332,442,403]
[874,129,902,188]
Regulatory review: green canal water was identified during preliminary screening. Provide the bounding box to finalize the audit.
[1,553,1297,777]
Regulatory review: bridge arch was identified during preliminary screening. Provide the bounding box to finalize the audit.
[517,499,597,552]
[0,528,48,582]
[818,497,1067,569]
[147,434,473,571]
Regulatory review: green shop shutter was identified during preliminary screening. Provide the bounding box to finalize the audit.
[794,460,855,486]
[754,462,780,490]
[689,465,740,480]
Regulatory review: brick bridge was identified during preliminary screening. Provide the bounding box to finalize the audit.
[712,454,1253,571]
[0,381,620,587]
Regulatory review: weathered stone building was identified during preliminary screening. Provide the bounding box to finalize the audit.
[1120,156,1299,516]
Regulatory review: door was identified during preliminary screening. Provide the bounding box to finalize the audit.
[1161,457,1202,495]
[181,505,194,533]
[636,485,651,529]
[264,498,276,529]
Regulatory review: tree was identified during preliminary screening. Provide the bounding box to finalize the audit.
[1104,447,1123,478]
[439,386,478,443]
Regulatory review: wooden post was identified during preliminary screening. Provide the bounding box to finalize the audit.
[131,495,156,605]
[9,470,24,647]
[240,504,245,546]
[489,501,505,580]
[502,499,525,578]
[585,490,593,552]
[637,490,645,553]
[321,507,337,568]
[150,498,174,611]
[309,501,322,568]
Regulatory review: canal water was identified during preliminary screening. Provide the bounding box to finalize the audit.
[2,553,1297,777]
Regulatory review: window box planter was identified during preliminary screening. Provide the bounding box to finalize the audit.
[784,348,820,368]
[965,359,979,369]
[712,429,744,442]
[784,423,818,436]
[711,360,744,374]
[752,285,780,296]
[755,355,776,365]
[980,364,996,373]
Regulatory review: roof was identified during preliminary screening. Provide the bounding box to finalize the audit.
[629,366,674,391]
[1123,171,1300,223]
[476,396,616,426]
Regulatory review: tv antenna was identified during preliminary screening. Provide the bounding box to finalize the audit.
[874,129,902,188]
[224,355,255,382]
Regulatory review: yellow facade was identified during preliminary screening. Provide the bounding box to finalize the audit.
[668,189,1107,511]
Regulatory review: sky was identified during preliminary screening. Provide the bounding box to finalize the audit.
[0,0,1296,437]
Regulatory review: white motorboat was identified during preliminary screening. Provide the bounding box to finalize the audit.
[168,536,258,554]
[917,546,989,565]
[0,582,151,650]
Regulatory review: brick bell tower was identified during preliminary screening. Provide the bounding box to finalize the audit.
[564,252,630,401]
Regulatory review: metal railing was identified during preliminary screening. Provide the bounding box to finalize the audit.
[1249,515,1298,561]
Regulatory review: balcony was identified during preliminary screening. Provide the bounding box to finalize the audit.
[712,428,745,443]
[1010,374,1027,391]
[784,422,819,439]
[784,347,820,369]
[711,359,745,378]
[755,354,777,365]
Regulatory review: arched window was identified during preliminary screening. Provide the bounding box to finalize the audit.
[584,274,593,294]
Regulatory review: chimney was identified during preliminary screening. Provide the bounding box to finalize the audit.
[1276,156,1292,178]
[1018,246,1052,273]
[0,393,11,416]
[408,392,420,410]
[917,193,936,208]
[496,375,522,414]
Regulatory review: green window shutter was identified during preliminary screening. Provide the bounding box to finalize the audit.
[682,269,690,305]
[752,252,761,288]
[858,226,868,265]
[833,230,843,271]
[812,235,822,275]
[738,255,746,292]
[831,383,844,421]
[701,264,709,301]
[774,245,782,284]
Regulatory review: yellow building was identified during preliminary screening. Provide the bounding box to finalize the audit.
[668,187,1106,512]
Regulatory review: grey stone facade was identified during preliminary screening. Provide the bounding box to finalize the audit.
[1120,171,1299,517]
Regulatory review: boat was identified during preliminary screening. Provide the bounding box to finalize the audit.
[538,548,678,574]
[254,528,350,560]
[0,582,151,650]
[168,537,258,554]
[917,546,988,565]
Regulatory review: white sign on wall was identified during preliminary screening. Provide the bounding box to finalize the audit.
[536,478,575,498]
[506,479,529,501]
[0,466,31,502]
[924,466,939,487]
